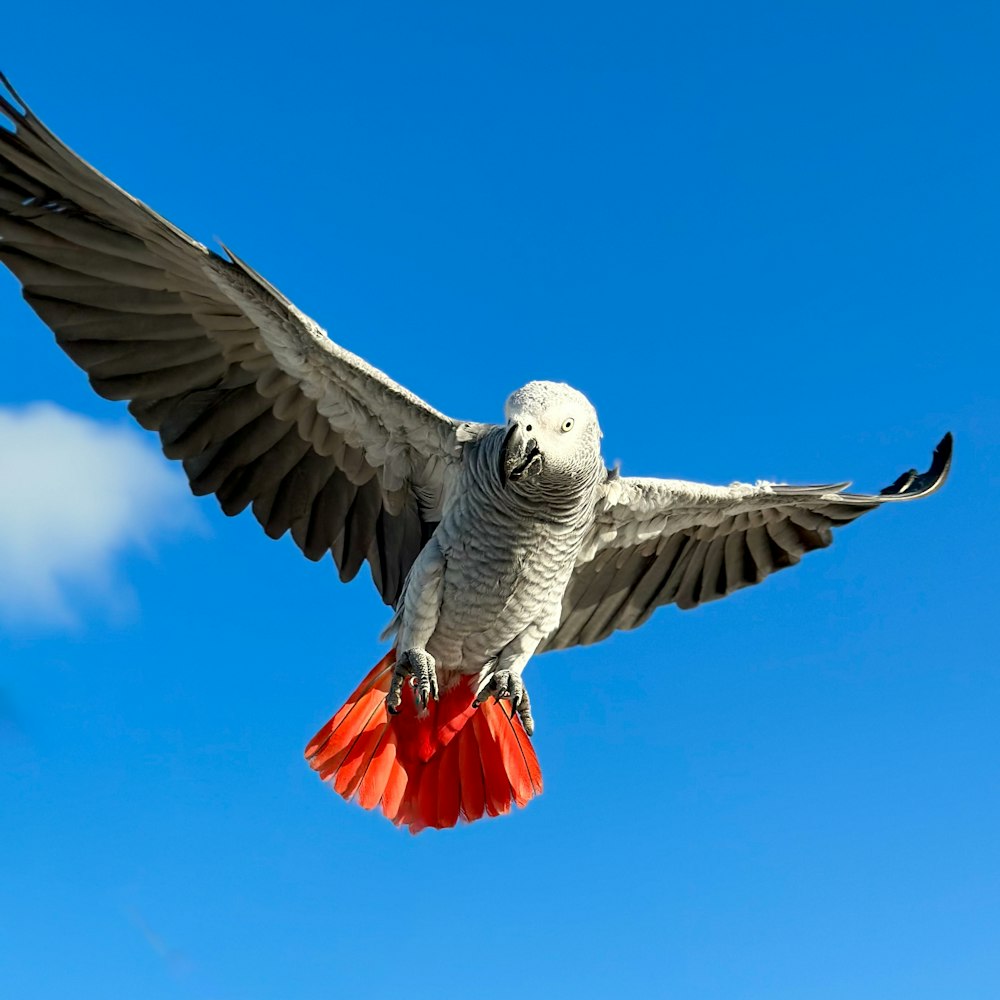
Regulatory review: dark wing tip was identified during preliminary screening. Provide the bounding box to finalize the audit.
[0,71,31,123]
[879,432,953,500]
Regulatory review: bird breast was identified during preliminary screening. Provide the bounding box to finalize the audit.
[426,435,594,671]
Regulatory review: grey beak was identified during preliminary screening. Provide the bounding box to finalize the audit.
[500,423,543,483]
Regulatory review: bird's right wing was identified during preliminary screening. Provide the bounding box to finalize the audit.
[0,75,469,605]
[542,434,952,651]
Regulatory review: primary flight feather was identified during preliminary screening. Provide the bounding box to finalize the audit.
[0,76,951,832]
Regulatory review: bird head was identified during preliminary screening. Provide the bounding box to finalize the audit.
[500,381,602,492]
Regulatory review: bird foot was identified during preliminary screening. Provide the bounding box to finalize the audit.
[387,648,438,714]
[474,667,535,736]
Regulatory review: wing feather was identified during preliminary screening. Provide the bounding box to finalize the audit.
[542,434,952,651]
[0,75,466,606]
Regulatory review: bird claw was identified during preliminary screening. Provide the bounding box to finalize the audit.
[473,668,535,736]
[387,648,438,713]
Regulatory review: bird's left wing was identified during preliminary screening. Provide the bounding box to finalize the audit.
[541,434,952,651]
[0,76,468,606]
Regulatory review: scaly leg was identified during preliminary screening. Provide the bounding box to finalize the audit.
[387,648,439,714]
[386,539,445,715]
[474,666,534,735]
[473,628,542,735]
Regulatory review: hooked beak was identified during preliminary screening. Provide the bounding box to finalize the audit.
[500,422,543,483]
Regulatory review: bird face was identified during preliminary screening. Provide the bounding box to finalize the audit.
[501,381,601,490]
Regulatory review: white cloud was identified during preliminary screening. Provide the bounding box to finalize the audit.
[0,403,198,626]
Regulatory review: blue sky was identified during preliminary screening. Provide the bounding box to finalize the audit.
[1,3,998,998]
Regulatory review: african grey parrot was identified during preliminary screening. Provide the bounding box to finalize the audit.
[0,77,951,831]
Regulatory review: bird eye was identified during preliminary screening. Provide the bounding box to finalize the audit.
[561,418,575,433]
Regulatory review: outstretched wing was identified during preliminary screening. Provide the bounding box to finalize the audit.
[0,76,465,606]
[542,434,952,651]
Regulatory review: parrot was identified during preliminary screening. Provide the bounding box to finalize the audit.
[0,76,951,832]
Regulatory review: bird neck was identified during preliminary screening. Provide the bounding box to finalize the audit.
[472,426,601,526]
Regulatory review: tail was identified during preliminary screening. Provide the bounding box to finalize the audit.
[304,651,543,833]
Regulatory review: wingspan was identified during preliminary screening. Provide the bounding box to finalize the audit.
[0,75,467,605]
[542,434,952,651]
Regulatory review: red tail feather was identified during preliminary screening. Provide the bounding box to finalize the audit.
[305,650,543,833]
[458,723,486,822]
[435,737,462,829]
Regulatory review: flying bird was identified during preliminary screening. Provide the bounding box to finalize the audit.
[0,77,951,832]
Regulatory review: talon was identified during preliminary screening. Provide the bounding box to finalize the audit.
[389,648,438,713]
[472,665,533,733]
[493,668,513,701]
[387,670,406,713]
